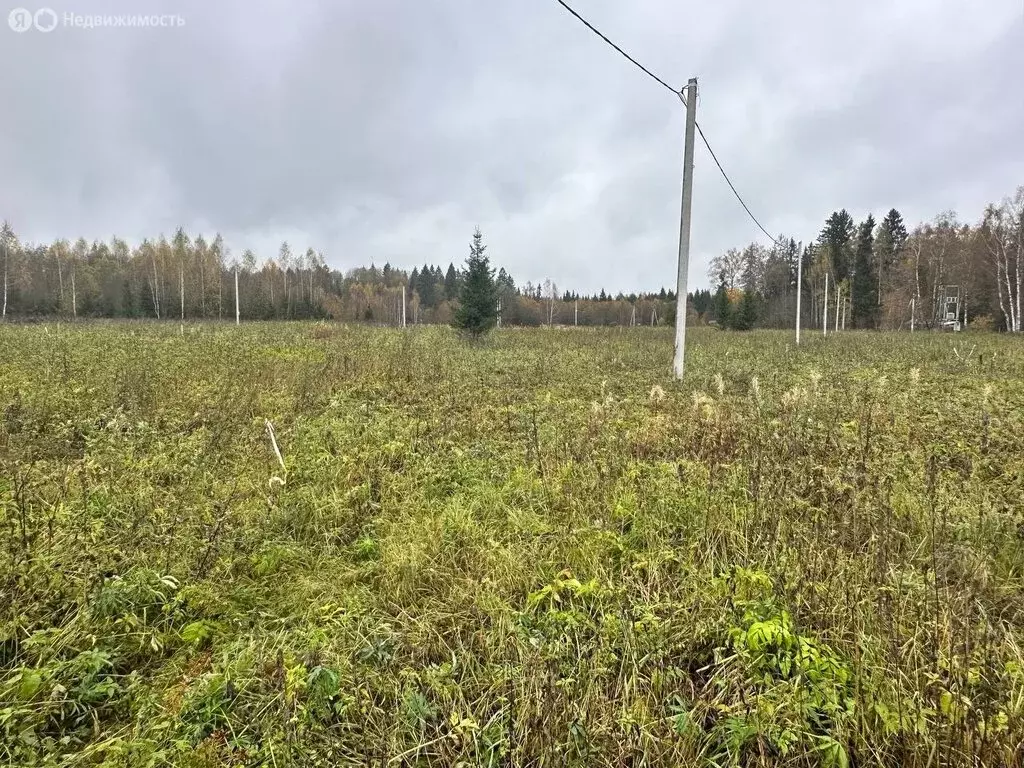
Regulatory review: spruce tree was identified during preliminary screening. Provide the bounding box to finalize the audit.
[852,215,878,327]
[408,267,419,303]
[711,271,731,328]
[444,263,459,300]
[818,210,855,282]
[417,263,437,308]
[453,228,498,338]
[874,209,908,300]
[733,289,757,330]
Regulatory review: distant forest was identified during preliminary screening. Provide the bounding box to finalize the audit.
[1,185,1021,330]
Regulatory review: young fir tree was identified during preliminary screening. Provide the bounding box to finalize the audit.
[453,228,498,338]
[711,271,732,328]
[733,288,758,330]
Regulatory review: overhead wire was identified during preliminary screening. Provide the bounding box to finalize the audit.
[553,0,783,247]
[552,0,680,96]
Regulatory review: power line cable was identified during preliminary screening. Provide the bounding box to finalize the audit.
[693,116,785,248]
[552,0,680,96]
[554,0,783,247]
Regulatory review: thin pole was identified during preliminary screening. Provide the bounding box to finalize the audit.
[234,266,240,325]
[672,77,698,379]
[835,281,840,332]
[574,299,578,326]
[795,251,802,345]
[401,285,406,328]
[823,272,829,337]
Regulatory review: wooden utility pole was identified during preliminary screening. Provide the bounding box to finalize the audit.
[672,77,698,379]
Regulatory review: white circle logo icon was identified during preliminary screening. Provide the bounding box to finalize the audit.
[8,8,33,32]
[34,8,57,32]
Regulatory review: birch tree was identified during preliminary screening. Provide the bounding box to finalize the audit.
[983,189,1023,332]
[0,221,14,320]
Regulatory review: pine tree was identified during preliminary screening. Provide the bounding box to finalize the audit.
[453,228,498,338]
[852,215,878,327]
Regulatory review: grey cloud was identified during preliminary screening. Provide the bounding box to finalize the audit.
[1,0,1021,292]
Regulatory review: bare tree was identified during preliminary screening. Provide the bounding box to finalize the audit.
[708,248,746,289]
[983,189,1023,331]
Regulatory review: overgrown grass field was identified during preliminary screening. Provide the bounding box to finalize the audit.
[2,323,1023,766]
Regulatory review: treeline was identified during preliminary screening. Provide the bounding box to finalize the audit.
[1,185,1020,330]
[0,224,677,327]
[698,186,1023,332]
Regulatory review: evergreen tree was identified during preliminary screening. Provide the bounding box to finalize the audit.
[711,271,731,327]
[874,209,908,298]
[852,215,878,327]
[453,228,498,338]
[444,262,459,300]
[818,210,856,281]
[417,263,437,308]
[733,288,758,330]
[408,267,419,301]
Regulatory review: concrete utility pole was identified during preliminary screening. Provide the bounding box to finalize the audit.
[823,272,829,337]
[835,281,841,332]
[672,77,698,379]
[795,250,803,345]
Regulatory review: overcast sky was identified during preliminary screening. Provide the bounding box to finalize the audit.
[1,0,1021,292]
